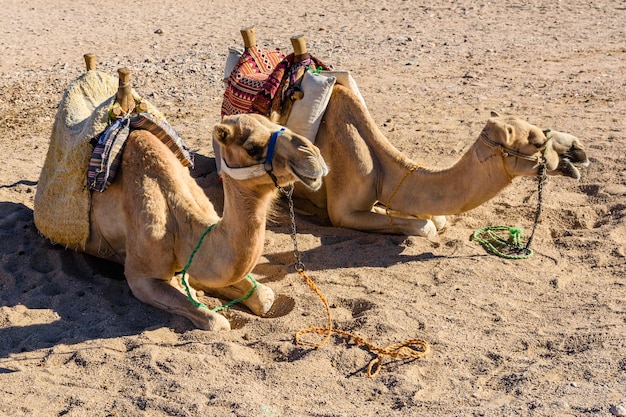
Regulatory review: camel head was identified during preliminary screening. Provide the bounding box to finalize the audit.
[479,112,589,179]
[214,113,328,190]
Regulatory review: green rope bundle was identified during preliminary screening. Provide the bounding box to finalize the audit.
[471,226,534,259]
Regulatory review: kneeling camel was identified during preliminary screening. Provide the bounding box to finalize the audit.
[292,85,589,236]
[84,113,327,330]
[35,59,327,330]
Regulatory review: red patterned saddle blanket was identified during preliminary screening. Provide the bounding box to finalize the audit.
[221,46,285,116]
[221,45,329,118]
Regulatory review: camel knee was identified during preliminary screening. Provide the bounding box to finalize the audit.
[126,276,231,331]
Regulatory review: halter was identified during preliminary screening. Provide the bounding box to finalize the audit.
[219,128,285,180]
[473,130,551,257]
[479,131,546,164]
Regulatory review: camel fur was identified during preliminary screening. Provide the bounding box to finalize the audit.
[291,84,589,236]
[79,113,327,330]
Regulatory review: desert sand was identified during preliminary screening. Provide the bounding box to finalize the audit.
[1,1,625,416]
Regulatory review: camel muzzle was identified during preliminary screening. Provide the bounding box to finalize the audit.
[219,128,284,181]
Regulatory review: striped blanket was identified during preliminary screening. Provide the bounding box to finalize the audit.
[88,112,193,192]
[221,43,331,118]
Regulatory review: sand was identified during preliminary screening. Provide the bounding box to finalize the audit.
[1,1,625,416]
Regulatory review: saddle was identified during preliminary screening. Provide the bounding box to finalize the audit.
[220,28,367,144]
[34,57,191,248]
[221,29,334,134]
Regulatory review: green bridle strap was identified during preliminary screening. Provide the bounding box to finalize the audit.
[180,224,258,311]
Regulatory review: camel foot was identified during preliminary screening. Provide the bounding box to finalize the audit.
[408,216,447,236]
[126,275,232,331]
[192,309,231,331]
[400,218,439,237]
[204,277,276,317]
[432,215,447,231]
[243,282,275,316]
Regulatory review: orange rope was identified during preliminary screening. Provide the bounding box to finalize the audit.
[383,165,419,232]
[295,269,430,378]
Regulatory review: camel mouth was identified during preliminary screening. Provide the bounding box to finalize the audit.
[552,156,589,180]
[294,171,324,190]
[288,154,328,190]
[548,145,590,180]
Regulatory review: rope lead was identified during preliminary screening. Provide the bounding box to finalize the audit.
[471,161,547,260]
[471,226,534,259]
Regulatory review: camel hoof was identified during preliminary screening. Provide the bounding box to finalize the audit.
[194,309,231,331]
[417,220,438,238]
[245,283,275,317]
[432,215,447,230]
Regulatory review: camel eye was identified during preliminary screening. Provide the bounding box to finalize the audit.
[247,145,263,158]
[528,131,544,148]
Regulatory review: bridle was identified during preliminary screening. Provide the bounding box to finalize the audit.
[219,128,285,181]
[479,131,547,165]
[477,129,551,255]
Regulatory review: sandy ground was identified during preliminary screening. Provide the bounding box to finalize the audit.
[1,1,625,416]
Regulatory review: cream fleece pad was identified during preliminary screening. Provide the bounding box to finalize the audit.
[285,70,336,142]
[320,70,367,109]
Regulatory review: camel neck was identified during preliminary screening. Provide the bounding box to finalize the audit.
[385,139,514,216]
[182,176,275,282]
[220,176,274,251]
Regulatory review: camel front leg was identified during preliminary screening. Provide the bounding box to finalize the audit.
[329,208,440,237]
[126,275,231,331]
[204,275,275,317]
[371,206,447,233]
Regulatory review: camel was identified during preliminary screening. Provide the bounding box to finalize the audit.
[292,87,589,236]
[222,29,589,237]
[36,58,328,331]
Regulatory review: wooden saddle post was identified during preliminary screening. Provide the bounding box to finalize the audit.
[241,26,256,49]
[83,53,147,118]
[289,34,307,101]
[83,53,96,71]
[113,67,135,117]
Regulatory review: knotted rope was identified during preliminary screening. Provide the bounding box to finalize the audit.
[295,269,430,377]
[471,162,547,259]
[276,183,430,378]
[471,226,533,259]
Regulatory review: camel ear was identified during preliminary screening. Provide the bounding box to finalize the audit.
[490,111,501,118]
[213,123,234,146]
[485,118,514,146]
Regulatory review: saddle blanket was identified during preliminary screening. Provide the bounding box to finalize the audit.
[87,112,193,192]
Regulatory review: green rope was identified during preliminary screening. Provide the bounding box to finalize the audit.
[471,226,534,259]
[180,224,258,311]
